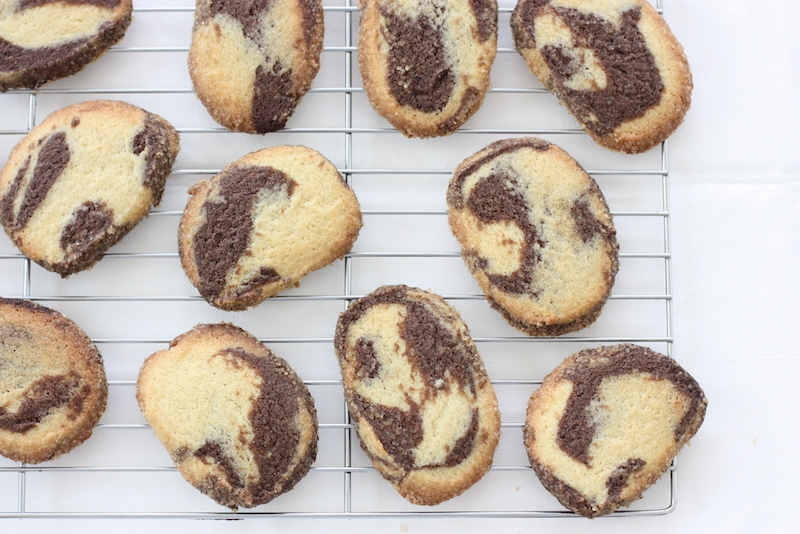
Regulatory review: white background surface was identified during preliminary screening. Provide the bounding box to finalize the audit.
[1,0,798,532]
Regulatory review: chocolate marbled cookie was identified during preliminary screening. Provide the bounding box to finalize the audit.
[511,0,692,154]
[334,285,500,505]
[447,137,618,337]
[0,0,132,91]
[179,145,362,311]
[136,323,318,510]
[358,0,498,137]
[0,298,108,464]
[0,100,180,277]
[189,0,324,133]
[524,344,707,517]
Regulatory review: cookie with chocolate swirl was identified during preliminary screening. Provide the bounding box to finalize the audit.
[447,137,618,337]
[137,323,318,509]
[358,0,498,137]
[524,344,707,517]
[334,285,500,505]
[0,0,132,91]
[178,145,362,311]
[0,297,108,464]
[511,0,692,153]
[0,100,180,277]
[189,0,324,133]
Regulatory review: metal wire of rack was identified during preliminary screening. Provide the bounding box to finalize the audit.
[0,0,677,520]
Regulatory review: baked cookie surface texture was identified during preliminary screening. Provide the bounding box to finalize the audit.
[358,0,498,137]
[0,0,132,91]
[136,323,318,510]
[179,145,362,311]
[447,137,618,337]
[189,0,324,133]
[524,344,707,517]
[511,0,692,153]
[0,297,108,464]
[334,285,500,505]
[0,99,180,277]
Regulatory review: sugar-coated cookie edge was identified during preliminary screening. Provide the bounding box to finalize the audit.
[510,0,692,154]
[447,137,619,337]
[358,0,498,138]
[0,297,108,464]
[334,284,501,505]
[0,0,133,91]
[523,344,707,517]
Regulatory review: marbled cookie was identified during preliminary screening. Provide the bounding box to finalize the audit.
[179,145,362,311]
[0,0,132,91]
[511,0,692,154]
[189,0,324,133]
[0,298,107,464]
[334,285,500,505]
[0,100,180,277]
[358,0,498,137]
[524,344,707,517]
[137,323,318,510]
[447,137,618,337]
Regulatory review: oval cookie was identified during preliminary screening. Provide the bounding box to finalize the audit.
[178,145,362,311]
[0,100,180,277]
[136,323,318,510]
[189,0,324,133]
[0,0,132,91]
[447,137,618,336]
[511,0,692,153]
[334,285,500,505]
[358,0,498,137]
[0,297,108,464]
[524,344,707,517]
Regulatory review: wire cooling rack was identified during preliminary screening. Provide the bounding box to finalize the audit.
[0,0,678,520]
